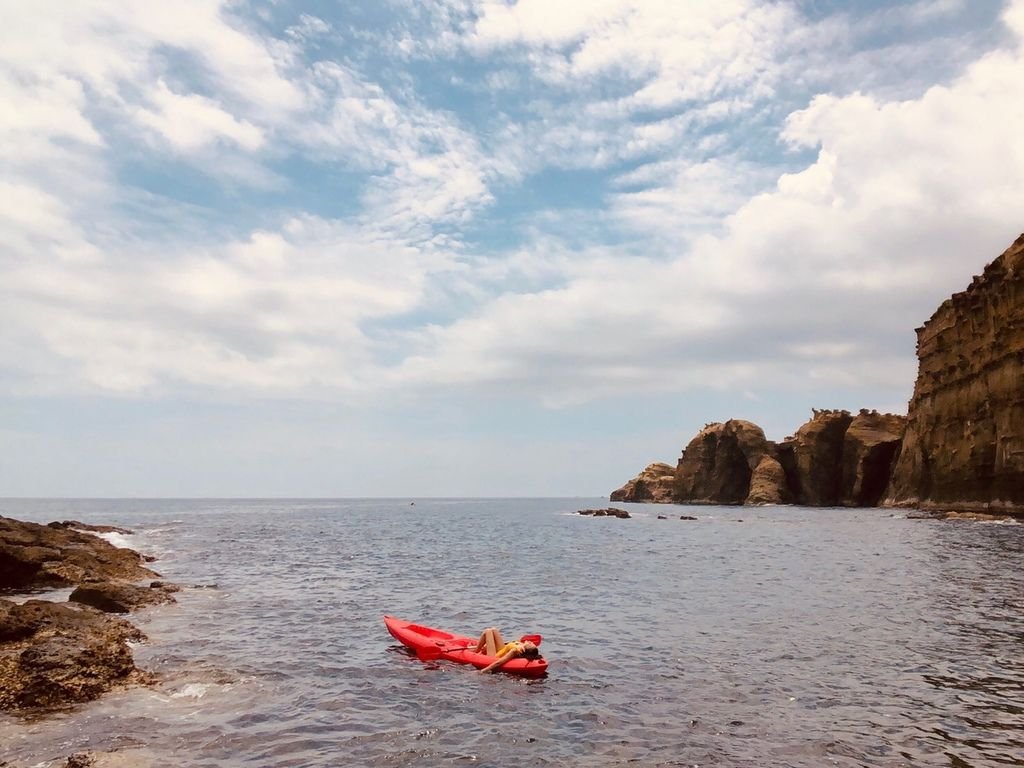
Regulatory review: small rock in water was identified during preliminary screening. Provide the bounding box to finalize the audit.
[577,508,631,518]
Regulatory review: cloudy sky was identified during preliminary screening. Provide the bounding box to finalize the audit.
[2,0,1022,497]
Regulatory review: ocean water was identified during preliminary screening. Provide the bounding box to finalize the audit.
[0,498,1022,768]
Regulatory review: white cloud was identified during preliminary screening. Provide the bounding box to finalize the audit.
[462,0,796,111]
[134,81,265,152]
[1,216,450,395]
[381,1,1024,404]
[0,0,1020,411]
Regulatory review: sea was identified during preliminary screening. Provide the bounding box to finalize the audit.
[0,498,1021,768]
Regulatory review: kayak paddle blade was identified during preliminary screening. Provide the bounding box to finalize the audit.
[519,634,542,646]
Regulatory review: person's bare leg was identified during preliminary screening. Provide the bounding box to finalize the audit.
[478,627,503,655]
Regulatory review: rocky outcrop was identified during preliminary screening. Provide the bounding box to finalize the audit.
[0,599,151,711]
[674,420,777,504]
[578,508,631,518]
[886,234,1024,515]
[610,462,676,502]
[69,582,177,614]
[0,516,176,713]
[746,455,789,505]
[841,411,907,506]
[778,409,853,506]
[0,516,157,590]
[610,235,1023,516]
[612,411,904,507]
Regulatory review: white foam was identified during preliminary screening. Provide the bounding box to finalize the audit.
[171,683,210,700]
[95,531,136,549]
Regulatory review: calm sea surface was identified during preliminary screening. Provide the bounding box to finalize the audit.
[0,499,1022,768]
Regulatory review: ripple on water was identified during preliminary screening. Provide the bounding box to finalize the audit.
[0,499,1021,767]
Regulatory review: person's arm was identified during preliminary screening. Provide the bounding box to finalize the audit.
[480,648,519,674]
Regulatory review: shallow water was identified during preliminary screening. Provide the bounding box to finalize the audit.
[1,498,1022,767]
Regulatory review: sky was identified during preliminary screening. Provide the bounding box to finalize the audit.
[1,0,1023,497]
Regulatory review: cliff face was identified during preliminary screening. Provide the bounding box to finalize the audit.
[779,410,853,506]
[673,420,779,504]
[885,234,1024,514]
[609,234,1022,513]
[842,412,907,506]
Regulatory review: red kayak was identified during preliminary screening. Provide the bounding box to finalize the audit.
[384,615,548,677]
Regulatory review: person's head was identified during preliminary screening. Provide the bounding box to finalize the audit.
[520,640,541,660]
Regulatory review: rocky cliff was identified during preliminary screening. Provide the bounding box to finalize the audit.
[671,420,784,505]
[610,233,1022,514]
[612,410,904,507]
[885,234,1024,515]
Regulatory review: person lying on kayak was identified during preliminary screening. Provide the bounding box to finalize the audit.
[473,627,542,673]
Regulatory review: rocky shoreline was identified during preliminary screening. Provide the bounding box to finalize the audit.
[612,234,1024,520]
[0,516,176,716]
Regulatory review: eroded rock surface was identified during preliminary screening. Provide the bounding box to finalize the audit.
[0,599,149,712]
[779,409,854,506]
[886,234,1024,516]
[746,455,789,505]
[609,235,1022,516]
[70,582,177,614]
[610,462,676,502]
[611,411,904,507]
[0,516,158,590]
[841,411,907,506]
[674,420,774,504]
[0,516,176,713]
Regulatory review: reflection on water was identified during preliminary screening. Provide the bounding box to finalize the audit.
[0,499,1021,767]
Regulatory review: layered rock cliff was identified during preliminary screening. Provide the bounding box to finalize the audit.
[611,233,1022,514]
[885,234,1024,515]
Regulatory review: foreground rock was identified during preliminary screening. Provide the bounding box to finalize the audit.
[610,462,675,502]
[70,581,177,614]
[0,516,176,714]
[0,516,158,590]
[886,234,1024,517]
[0,599,151,711]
